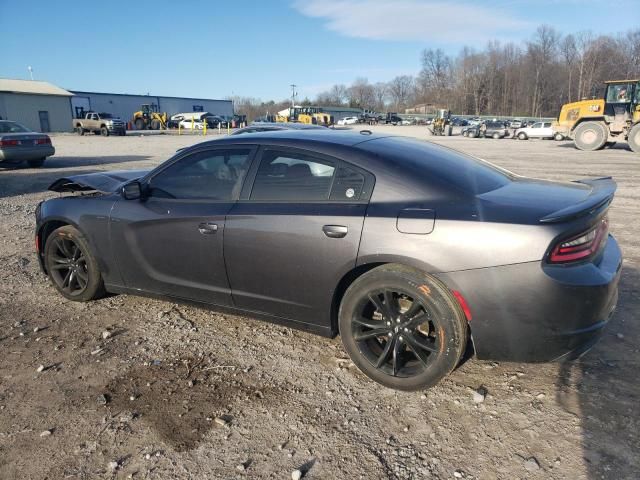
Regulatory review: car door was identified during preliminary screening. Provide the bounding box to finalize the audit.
[224,146,373,329]
[541,122,553,138]
[110,146,256,306]
[529,122,542,137]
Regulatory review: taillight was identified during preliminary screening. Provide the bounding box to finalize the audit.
[35,137,51,145]
[0,139,20,147]
[549,217,609,263]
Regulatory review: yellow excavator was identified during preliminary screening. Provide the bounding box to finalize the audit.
[132,104,168,130]
[554,79,640,152]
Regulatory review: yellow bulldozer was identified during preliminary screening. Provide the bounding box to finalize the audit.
[276,106,333,126]
[554,79,640,152]
[132,104,168,130]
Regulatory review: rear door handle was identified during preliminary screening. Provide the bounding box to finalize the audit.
[322,225,348,238]
[198,222,218,234]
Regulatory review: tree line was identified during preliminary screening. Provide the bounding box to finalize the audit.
[231,25,640,120]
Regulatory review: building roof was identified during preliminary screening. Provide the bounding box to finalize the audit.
[0,78,73,96]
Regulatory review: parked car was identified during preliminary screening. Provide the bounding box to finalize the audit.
[515,121,555,140]
[73,112,126,136]
[463,121,510,139]
[36,131,621,391]
[509,119,524,129]
[178,119,205,130]
[231,122,325,135]
[0,120,54,168]
[385,113,403,125]
[337,116,359,126]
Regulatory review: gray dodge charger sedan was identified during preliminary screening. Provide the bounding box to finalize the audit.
[35,130,621,390]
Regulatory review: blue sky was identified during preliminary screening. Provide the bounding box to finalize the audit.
[1,0,637,101]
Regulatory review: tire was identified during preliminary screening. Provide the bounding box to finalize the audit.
[44,225,105,302]
[468,131,477,139]
[462,131,468,137]
[518,132,527,140]
[574,121,608,151]
[100,126,110,137]
[27,157,45,168]
[77,126,84,136]
[554,133,564,141]
[628,123,640,153]
[339,264,467,391]
[150,119,161,130]
[492,132,500,139]
[134,118,146,130]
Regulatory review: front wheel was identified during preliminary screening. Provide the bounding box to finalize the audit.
[554,132,564,141]
[628,123,640,153]
[492,132,500,139]
[44,225,105,302]
[100,126,110,137]
[518,132,527,140]
[339,265,468,391]
[574,121,608,151]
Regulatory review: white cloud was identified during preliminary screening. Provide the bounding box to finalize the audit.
[293,0,532,43]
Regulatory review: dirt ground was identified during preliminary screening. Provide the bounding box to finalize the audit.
[0,126,638,479]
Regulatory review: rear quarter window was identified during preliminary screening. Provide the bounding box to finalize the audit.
[358,137,512,195]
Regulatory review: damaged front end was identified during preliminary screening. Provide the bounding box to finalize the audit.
[48,169,149,194]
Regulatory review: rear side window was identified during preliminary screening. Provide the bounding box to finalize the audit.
[251,150,336,201]
[329,165,365,201]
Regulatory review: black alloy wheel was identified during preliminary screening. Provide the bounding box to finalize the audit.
[48,236,89,296]
[44,225,105,301]
[339,265,468,390]
[352,288,441,378]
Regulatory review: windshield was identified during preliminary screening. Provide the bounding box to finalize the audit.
[0,121,31,133]
[606,83,633,103]
[98,113,114,119]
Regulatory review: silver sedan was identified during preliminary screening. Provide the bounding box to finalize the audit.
[0,121,55,168]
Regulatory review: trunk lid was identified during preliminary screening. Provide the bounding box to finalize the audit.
[476,177,616,224]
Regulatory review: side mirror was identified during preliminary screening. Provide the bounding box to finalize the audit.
[122,181,142,200]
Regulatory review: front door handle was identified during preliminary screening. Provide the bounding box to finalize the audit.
[198,222,218,234]
[323,225,348,238]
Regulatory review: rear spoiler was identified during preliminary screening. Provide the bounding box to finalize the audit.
[539,177,616,223]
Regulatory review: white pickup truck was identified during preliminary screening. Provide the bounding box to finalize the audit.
[515,121,564,141]
[73,112,126,136]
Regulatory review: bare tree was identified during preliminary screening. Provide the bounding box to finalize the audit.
[348,78,376,109]
[387,75,414,111]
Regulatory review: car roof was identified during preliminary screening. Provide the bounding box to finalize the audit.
[201,129,388,147]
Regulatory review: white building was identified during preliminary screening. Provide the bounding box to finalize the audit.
[0,79,73,132]
[70,91,234,125]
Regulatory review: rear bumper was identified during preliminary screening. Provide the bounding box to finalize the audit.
[436,235,622,362]
[0,146,55,163]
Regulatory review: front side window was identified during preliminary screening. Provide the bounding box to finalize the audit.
[149,149,252,200]
[543,122,552,128]
[532,122,542,128]
[251,150,336,201]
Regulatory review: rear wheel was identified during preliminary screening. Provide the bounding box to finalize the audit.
[574,121,608,151]
[628,123,640,153]
[27,158,45,168]
[492,132,500,139]
[44,225,105,302]
[150,119,161,130]
[77,126,84,136]
[339,265,467,391]
[134,118,146,130]
[518,132,527,140]
[462,130,468,137]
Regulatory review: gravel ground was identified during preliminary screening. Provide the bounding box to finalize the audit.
[0,126,638,479]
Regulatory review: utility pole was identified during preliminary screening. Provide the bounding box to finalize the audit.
[290,84,297,107]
